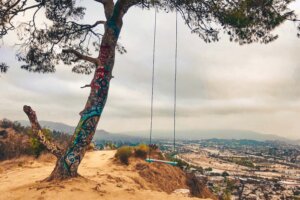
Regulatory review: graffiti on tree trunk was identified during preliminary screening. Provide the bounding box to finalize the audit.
[63,56,111,174]
[49,9,122,177]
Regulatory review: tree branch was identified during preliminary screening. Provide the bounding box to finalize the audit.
[80,84,91,88]
[62,49,101,65]
[94,0,114,20]
[94,0,108,4]
[23,105,62,158]
[113,0,142,21]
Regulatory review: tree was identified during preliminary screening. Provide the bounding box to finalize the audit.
[222,171,229,177]
[0,0,299,180]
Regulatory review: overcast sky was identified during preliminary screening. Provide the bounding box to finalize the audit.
[1,1,300,140]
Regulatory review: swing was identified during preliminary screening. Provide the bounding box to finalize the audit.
[145,6,179,166]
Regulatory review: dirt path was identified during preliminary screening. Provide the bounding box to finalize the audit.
[0,151,204,200]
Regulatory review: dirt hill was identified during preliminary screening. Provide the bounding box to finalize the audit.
[0,150,213,200]
[0,127,32,160]
[0,119,70,161]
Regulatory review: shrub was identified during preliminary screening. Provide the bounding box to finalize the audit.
[205,167,213,171]
[1,119,13,129]
[115,146,133,165]
[149,144,158,150]
[30,137,46,157]
[0,130,8,138]
[29,128,51,157]
[134,144,149,159]
[222,171,229,177]
[234,158,255,168]
[12,121,24,132]
[87,142,96,151]
[190,165,204,173]
[106,142,117,150]
[170,157,190,169]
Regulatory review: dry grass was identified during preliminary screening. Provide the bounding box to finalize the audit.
[115,146,133,165]
[0,153,55,173]
[37,153,56,163]
[0,155,35,171]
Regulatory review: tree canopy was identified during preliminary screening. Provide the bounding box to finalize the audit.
[0,0,299,74]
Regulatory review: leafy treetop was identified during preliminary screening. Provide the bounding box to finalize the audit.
[0,0,299,73]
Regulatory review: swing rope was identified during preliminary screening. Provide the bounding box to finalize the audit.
[148,6,178,161]
[149,6,157,152]
[173,9,178,153]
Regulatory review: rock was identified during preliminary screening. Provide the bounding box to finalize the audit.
[136,163,148,171]
[0,130,8,139]
[173,189,190,197]
[94,184,101,191]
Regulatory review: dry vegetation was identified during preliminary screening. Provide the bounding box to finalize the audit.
[0,119,70,161]
[114,144,150,165]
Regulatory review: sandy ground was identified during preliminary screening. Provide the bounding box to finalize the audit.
[0,151,204,200]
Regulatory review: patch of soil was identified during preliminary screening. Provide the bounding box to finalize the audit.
[187,173,217,200]
[136,162,188,193]
[135,161,216,199]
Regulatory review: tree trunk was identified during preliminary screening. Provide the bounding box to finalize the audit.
[47,7,123,180]
[23,0,134,181]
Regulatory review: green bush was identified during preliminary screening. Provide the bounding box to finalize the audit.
[106,142,117,150]
[115,146,133,165]
[29,128,51,157]
[205,167,213,171]
[134,144,149,159]
[234,158,255,168]
[30,137,46,157]
[171,158,189,169]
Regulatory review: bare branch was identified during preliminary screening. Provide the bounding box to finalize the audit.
[94,0,108,4]
[23,105,62,158]
[62,49,101,65]
[81,84,91,88]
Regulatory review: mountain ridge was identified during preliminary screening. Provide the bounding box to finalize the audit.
[18,120,299,144]
[18,120,143,142]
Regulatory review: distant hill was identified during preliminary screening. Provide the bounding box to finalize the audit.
[18,120,145,142]
[122,129,298,144]
[18,120,298,144]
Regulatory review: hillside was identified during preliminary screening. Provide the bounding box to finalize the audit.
[18,120,145,142]
[126,129,294,142]
[0,151,213,200]
[0,119,70,161]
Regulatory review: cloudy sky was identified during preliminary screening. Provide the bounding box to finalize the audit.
[1,1,300,140]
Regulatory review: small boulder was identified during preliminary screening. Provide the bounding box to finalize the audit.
[173,189,190,197]
[0,130,8,139]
